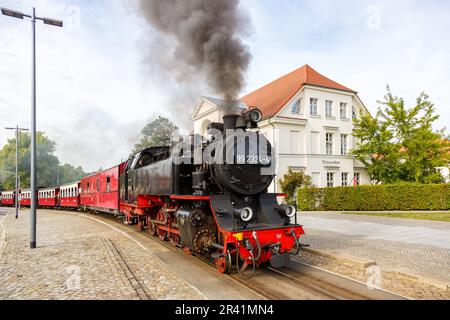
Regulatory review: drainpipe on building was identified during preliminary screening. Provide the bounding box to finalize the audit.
[268,117,277,193]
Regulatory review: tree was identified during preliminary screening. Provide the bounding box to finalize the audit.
[0,131,87,189]
[58,163,87,185]
[131,116,178,155]
[352,87,450,184]
[279,168,312,202]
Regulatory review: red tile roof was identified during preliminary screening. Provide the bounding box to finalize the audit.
[241,64,355,119]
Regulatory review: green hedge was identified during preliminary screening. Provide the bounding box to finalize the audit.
[297,183,450,211]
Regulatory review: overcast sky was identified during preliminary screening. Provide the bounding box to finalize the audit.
[0,0,449,172]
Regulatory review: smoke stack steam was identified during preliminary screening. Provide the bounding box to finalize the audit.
[138,0,252,103]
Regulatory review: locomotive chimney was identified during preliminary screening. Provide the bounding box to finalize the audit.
[223,114,239,130]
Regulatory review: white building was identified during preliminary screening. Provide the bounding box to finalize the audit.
[438,166,450,183]
[192,65,371,191]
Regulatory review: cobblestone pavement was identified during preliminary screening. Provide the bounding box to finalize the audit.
[0,208,205,300]
[295,211,450,299]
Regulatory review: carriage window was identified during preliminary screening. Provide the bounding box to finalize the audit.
[87,182,90,192]
[106,177,111,192]
[96,179,100,192]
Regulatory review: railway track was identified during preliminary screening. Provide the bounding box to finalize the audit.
[71,211,408,300]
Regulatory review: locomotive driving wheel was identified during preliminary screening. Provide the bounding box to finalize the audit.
[136,216,145,231]
[146,215,157,236]
[170,233,181,247]
[156,211,168,241]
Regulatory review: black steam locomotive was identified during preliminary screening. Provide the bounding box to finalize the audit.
[119,108,305,276]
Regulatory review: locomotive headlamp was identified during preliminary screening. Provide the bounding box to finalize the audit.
[234,207,254,222]
[280,205,297,218]
[249,109,262,123]
[244,108,263,124]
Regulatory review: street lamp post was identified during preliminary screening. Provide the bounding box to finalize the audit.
[5,125,29,219]
[2,7,63,249]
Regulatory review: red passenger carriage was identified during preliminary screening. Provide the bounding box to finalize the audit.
[1,191,15,206]
[80,165,124,214]
[59,182,80,208]
[38,187,59,207]
[20,190,32,207]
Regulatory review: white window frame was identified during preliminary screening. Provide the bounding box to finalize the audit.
[327,172,334,187]
[325,100,333,117]
[354,172,361,185]
[352,106,357,119]
[326,133,333,155]
[310,98,318,115]
[340,103,347,119]
[291,98,301,114]
[341,134,348,155]
[341,172,349,186]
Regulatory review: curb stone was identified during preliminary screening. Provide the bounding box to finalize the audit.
[302,247,450,291]
[302,247,376,269]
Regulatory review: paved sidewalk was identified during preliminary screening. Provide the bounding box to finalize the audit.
[297,211,450,284]
[0,208,205,300]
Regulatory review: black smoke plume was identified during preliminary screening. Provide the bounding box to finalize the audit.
[138,0,252,102]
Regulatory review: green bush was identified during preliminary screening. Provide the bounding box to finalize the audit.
[297,183,450,211]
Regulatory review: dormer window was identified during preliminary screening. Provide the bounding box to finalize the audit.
[291,98,301,114]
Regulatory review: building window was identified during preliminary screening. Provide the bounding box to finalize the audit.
[352,106,357,119]
[292,98,301,114]
[354,173,361,186]
[310,98,318,115]
[326,133,333,155]
[342,173,349,186]
[325,100,333,117]
[341,134,348,155]
[340,103,347,119]
[327,173,334,187]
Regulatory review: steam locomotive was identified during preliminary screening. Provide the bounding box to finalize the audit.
[0,107,305,277]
